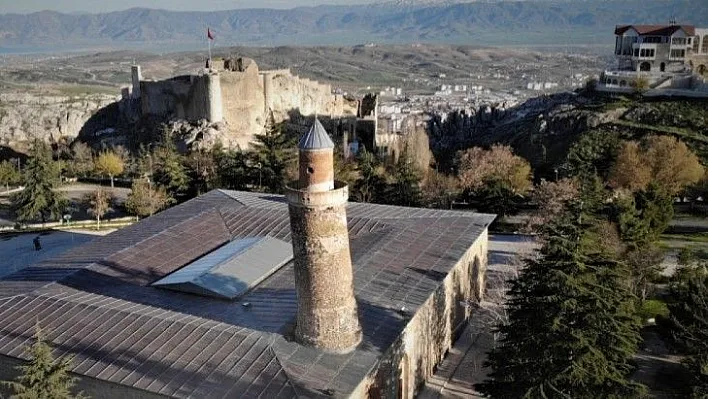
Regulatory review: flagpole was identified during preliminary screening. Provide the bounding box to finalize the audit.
[207,28,212,71]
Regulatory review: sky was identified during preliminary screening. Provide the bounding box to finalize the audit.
[0,0,378,14]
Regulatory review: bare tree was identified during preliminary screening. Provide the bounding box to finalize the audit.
[83,188,113,229]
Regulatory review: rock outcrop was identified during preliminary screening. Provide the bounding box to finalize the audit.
[0,92,118,153]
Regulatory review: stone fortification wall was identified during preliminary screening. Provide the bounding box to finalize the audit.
[219,62,265,148]
[137,60,357,148]
[140,72,221,124]
[262,70,357,122]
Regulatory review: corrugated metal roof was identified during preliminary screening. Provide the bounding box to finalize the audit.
[298,119,334,150]
[0,189,495,398]
[152,237,293,300]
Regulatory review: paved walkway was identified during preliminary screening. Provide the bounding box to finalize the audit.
[0,229,112,278]
[418,234,536,398]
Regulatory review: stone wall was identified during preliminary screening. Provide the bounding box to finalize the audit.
[138,60,358,149]
[262,71,358,123]
[355,229,489,398]
[219,62,265,148]
[140,72,221,124]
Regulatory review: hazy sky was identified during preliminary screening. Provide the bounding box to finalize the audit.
[0,0,378,14]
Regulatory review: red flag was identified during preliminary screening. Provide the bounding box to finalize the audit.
[207,28,214,41]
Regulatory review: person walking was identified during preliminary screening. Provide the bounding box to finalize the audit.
[33,236,41,251]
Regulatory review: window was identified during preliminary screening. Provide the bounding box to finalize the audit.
[670,49,686,58]
[672,37,687,45]
[634,49,640,57]
[643,36,662,44]
[694,36,701,53]
[703,35,708,53]
[152,237,294,299]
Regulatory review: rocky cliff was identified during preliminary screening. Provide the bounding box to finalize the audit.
[0,92,118,153]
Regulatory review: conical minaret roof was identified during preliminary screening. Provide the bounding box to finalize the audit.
[298,119,335,150]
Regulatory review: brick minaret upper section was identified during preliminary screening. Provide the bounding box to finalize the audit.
[297,119,335,192]
[285,119,362,353]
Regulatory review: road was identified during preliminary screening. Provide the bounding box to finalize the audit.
[419,234,537,398]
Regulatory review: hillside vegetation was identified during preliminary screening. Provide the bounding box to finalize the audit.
[430,93,708,180]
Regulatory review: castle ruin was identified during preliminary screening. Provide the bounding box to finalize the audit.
[125,58,359,148]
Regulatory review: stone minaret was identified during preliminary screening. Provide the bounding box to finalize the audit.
[286,119,362,353]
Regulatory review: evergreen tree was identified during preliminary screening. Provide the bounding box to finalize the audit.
[214,147,252,191]
[1,324,86,399]
[477,208,645,399]
[250,112,296,193]
[353,148,386,203]
[185,149,218,196]
[664,270,708,398]
[387,144,422,207]
[153,131,190,198]
[635,182,673,242]
[11,141,67,223]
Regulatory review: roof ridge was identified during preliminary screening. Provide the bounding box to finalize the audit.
[267,343,305,398]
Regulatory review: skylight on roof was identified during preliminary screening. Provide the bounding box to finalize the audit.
[152,236,293,300]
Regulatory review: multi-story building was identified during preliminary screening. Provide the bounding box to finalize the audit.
[614,24,696,73]
[600,23,708,93]
[689,28,708,75]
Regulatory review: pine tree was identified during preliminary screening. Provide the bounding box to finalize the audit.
[1,324,86,399]
[477,208,645,399]
[250,111,296,193]
[665,270,708,398]
[153,130,190,198]
[11,141,67,223]
[353,148,386,203]
[387,144,422,207]
[214,147,252,191]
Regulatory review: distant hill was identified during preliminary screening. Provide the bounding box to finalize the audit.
[0,0,706,51]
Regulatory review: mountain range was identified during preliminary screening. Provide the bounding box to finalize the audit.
[0,0,706,52]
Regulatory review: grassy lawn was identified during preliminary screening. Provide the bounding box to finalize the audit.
[661,232,708,244]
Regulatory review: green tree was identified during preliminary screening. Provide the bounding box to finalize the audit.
[1,324,86,399]
[94,151,124,188]
[664,270,708,397]
[153,133,190,198]
[635,182,674,242]
[566,131,621,181]
[186,149,218,196]
[0,160,21,192]
[250,113,296,193]
[82,188,113,229]
[124,179,171,219]
[214,147,252,191]
[477,209,645,398]
[353,148,386,203]
[386,144,423,207]
[11,142,67,223]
